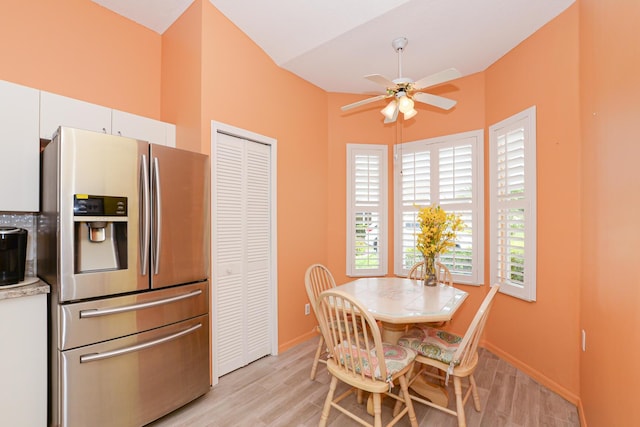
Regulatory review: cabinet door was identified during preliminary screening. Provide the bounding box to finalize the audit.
[166,123,176,147]
[0,293,47,426]
[112,109,173,146]
[0,80,39,211]
[40,91,112,139]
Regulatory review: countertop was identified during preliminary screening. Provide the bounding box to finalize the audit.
[0,278,49,300]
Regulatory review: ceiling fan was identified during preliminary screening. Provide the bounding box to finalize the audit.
[341,37,461,123]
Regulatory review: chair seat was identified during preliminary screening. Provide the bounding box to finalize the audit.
[398,326,462,365]
[334,341,416,381]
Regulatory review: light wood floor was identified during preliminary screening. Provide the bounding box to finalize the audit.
[147,338,580,427]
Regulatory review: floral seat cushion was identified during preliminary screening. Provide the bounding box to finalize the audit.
[397,326,462,365]
[334,341,416,381]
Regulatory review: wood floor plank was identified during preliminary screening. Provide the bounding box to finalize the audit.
[146,338,579,427]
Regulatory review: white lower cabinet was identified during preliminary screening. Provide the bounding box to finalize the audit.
[0,293,47,426]
[0,80,40,212]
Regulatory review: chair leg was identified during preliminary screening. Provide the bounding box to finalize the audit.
[453,376,467,427]
[469,374,481,411]
[398,373,419,427]
[372,393,383,427]
[319,375,338,427]
[310,334,324,380]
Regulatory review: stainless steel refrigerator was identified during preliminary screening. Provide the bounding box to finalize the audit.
[38,127,210,427]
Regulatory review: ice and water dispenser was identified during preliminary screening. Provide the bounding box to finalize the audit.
[73,195,128,273]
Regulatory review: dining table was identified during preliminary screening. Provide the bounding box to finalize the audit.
[334,276,469,409]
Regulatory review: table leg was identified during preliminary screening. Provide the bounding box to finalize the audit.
[409,374,449,407]
[379,322,407,344]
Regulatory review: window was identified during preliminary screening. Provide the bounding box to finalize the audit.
[489,106,537,301]
[347,144,387,276]
[394,130,484,284]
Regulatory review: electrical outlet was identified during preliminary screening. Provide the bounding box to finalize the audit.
[581,329,586,352]
[305,303,310,315]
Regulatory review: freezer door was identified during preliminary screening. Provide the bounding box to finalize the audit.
[58,281,208,350]
[150,144,209,288]
[57,315,209,427]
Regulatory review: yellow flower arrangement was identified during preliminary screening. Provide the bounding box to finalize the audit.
[415,205,464,259]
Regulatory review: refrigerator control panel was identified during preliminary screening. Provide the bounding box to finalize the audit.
[73,195,127,216]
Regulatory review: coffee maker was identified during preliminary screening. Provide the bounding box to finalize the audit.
[0,227,28,286]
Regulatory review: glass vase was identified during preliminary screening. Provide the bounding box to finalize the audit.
[423,255,438,286]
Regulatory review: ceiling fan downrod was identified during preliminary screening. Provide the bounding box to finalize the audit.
[392,37,409,85]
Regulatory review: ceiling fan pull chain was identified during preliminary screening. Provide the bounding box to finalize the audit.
[397,45,403,79]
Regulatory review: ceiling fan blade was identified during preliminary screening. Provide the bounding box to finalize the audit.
[341,94,387,111]
[412,92,457,110]
[365,74,395,88]
[412,68,462,90]
[383,104,399,123]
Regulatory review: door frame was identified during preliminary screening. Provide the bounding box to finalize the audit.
[210,121,278,385]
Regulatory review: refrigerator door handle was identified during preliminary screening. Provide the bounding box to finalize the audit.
[79,323,202,363]
[152,156,162,275]
[79,289,203,318]
[140,154,151,276]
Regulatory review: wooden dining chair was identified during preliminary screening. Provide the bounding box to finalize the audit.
[397,284,500,427]
[407,260,453,286]
[436,261,453,286]
[316,289,419,427]
[304,263,337,380]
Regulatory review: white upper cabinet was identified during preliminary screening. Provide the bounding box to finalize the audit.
[0,80,40,212]
[112,110,176,147]
[0,80,178,212]
[40,91,112,140]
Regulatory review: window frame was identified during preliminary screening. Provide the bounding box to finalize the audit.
[393,129,484,285]
[489,106,537,301]
[346,143,388,277]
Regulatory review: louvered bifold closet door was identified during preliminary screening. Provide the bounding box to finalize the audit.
[215,133,272,376]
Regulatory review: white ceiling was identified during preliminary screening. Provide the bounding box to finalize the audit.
[92,0,575,94]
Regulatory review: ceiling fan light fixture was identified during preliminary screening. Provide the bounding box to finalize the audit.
[403,108,417,120]
[398,95,414,113]
[381,100,398,120]
[340,37,460,120]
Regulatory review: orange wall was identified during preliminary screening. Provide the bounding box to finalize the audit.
[0,0,161,119]
[579,1,640,425]
[196,1,329,350]
[484,4,581,401]
[161,1,203,153]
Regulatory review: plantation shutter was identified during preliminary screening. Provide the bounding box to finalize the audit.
[347,144,387,276]
[394,130,483,284]
[490,106,537,301]
[400,150,431,270]
[438,144,474,274]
